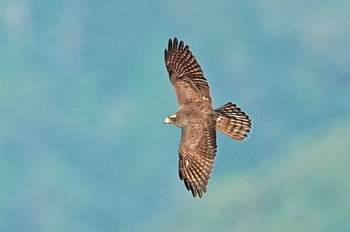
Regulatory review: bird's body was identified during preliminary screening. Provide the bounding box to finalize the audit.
[169,102,215,127]
[164,38,252,198]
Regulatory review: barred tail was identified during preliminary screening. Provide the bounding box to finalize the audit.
[215,102,252,141]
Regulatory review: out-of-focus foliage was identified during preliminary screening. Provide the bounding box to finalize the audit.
[0,1,349,232]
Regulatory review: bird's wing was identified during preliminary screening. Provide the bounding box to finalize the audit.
[178,123,217,198]
[165,38,212,106]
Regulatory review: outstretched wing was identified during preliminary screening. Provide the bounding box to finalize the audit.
[178,124,217,198]
[165,38,212,105]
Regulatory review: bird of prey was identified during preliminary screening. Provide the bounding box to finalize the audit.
[163,38,252,198]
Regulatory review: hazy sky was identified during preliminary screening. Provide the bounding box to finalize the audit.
[1,1,350,231]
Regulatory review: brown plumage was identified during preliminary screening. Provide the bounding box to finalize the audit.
[163,38,252,198]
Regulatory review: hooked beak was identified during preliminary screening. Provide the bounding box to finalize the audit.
[163,117,171,124]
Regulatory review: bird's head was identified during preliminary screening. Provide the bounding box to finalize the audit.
[163,113,180,127]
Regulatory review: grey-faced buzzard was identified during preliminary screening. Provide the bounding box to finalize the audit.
[163,38,252,198]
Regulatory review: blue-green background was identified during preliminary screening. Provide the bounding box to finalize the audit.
[1,1,349,231]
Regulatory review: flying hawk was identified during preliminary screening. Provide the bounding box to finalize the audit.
[164,38,252,198]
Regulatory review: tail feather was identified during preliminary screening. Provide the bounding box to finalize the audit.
[215,102,252,141]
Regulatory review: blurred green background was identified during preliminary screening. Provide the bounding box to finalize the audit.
[1,1,349,231]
